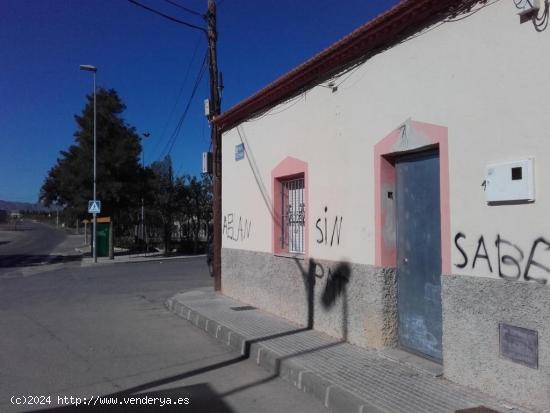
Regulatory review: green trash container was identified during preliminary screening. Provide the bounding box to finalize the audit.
[96,222,110,257]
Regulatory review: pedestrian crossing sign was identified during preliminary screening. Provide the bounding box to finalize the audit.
[88,200,101,214]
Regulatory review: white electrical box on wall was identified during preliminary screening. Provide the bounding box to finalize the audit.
[485,158,535,203]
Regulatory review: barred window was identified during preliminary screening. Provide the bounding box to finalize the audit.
[281,177,305,254]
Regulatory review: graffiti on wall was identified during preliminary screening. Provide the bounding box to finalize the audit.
[315,206,343,247]
[223,213,252,242]
[293,257,352,338]
[454,233,549,284]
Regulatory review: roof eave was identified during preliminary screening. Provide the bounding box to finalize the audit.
[214,0,469,132]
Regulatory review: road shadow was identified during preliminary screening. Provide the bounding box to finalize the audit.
[21,315,347,412]
[0,254,82,268]
[220,336,346,399]
[20,254,351,412]
[23,383,235,413]
[0,225,35,232]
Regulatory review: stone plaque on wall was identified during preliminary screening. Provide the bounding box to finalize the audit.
[499,323,538,369]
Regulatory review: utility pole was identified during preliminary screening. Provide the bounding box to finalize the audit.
[127,0,222,287]
[207,0,222,291]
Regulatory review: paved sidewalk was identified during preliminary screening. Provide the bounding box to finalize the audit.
[166,289,530,413]
[52,233,87,256]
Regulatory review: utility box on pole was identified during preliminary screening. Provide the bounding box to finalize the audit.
[202,152,213,174]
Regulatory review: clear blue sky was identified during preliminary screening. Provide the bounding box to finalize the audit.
[0,0,399,203]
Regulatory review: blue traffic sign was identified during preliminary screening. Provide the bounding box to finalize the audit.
[88,200,101,214]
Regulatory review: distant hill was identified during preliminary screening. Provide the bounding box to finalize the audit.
[0,200,56,212]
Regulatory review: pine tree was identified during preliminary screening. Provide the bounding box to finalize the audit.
[40,88,143,233]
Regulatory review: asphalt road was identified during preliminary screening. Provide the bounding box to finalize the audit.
[0,228,325,412]
[0,221,67,274]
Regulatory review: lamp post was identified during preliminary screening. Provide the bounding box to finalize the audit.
[141,132,150,245]
[80,64,98,263]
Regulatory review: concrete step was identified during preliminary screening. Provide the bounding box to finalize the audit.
[166,289,531,413]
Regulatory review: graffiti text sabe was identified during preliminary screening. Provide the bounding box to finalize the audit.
[454,233,549,284]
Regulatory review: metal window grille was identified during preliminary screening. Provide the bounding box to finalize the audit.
[281,177,305,254]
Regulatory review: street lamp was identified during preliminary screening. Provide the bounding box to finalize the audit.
[80,64,98,263]
[141,132,150,245]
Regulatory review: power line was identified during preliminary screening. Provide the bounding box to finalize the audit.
[162,0,204,18]
[175,116,209,177]
[151,34,203,161]
[128,0,206,33]
[159,52,208,161]
[166,58,207,155]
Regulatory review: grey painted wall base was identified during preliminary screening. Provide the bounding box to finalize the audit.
[442,274,549,413]
[223,248,549,412]
[221,248,397,349]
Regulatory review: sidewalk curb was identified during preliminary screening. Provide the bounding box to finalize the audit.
[80,254,206,267]
[165,296,385,413]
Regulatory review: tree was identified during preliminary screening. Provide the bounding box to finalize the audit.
[148,155,176,255]
[172,173,212,253]
[40,88,143,235]
[187,173,212,252]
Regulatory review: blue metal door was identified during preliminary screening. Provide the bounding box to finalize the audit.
[396,150,442,361]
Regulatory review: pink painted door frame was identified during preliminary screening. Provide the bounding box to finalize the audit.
[373,119,451,275]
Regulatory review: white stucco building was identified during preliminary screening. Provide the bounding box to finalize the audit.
[214,1,550,411]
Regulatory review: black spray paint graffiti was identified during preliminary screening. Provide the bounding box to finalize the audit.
[454,233,549,284]
[315,207,343,247]
[222,213,252,242]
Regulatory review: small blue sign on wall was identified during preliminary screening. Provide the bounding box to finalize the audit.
[235,143,245,161]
